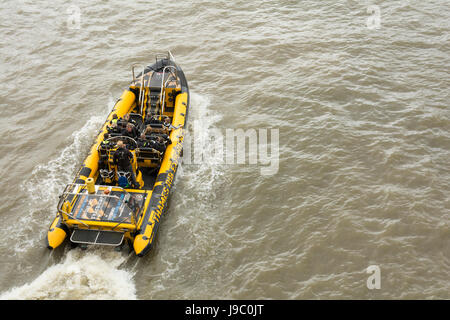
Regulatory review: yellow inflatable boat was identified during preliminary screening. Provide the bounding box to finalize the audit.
[46,52,189,257]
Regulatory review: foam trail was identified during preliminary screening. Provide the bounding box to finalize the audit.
[23,110,109,204]
[9,97,114,254]
[0,249,136,300]
[179,92,225,196]
[0,97,136,300]
[140,92,230,298]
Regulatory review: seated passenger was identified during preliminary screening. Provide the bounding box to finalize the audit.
[137,134,165,153]
[114,114,131,130]
[121,123,140,140]
[149,136,166,153]
[123,113,137,127]
[146,132,172,145]
[100,133,113,149]
[145,125,168,135]
[137,133,149,148]
[98,155,108,170]
[109,114,119,126]
[107,120,121,134]
[144,112,163,126]
[159,133,172,145]
[163,116,182,130]
[98,133,112,170]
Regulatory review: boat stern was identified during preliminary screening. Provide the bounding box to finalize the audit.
[47,183,148,250]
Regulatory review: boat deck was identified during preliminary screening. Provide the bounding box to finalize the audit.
[140,167,158,191]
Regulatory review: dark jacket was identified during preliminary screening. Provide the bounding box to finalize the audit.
[121,127,139,139]
[148,139,165,152]
[137,138,165,152]
[137,138,149,148]
[113,147,133,169]
[100,140,113,149]
[147,133,172,144]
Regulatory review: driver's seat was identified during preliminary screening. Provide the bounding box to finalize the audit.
[104,142,144,189]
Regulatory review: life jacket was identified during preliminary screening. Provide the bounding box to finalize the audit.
[137,139,149,148]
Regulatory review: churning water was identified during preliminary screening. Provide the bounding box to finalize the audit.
[0,0,449,299]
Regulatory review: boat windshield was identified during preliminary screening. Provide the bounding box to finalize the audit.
[57,184,145,225]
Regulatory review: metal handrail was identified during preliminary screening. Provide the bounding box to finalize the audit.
[97,136,138,152]
[130,51,176,117]
[159,65,178,116]
[131,64,145,84]
[57,184,139,226]
[59,184,129,206]
[131,64,147,115]
[105,136,138,148]
[139,66,146,115]
[58,206,89,228]
[168,50,175,62]
[111,215,135,231]
[156,51,175,62]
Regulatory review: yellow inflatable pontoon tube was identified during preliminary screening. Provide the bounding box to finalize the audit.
[76,90,136,183]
